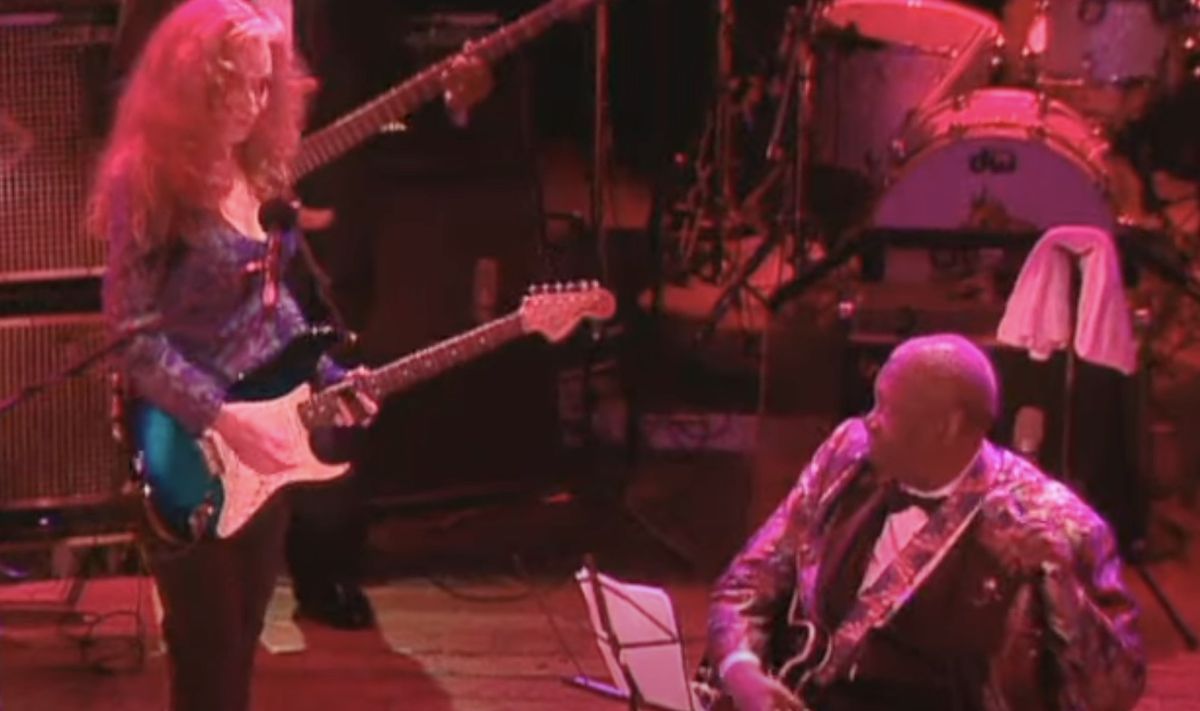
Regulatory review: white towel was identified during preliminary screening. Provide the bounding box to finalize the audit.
[997,225,1138,375]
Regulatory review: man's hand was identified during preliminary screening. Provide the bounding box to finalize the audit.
[722,662,807,711]
[441,48,494,126]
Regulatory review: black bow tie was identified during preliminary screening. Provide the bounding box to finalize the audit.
[882,484,946,515]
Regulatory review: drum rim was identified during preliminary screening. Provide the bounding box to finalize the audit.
[897,87,1110,170]
[820,0,1001,49]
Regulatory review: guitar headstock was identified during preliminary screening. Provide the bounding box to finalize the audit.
[519,281,616,343]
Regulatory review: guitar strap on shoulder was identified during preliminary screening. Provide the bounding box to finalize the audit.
[812,446,996,687]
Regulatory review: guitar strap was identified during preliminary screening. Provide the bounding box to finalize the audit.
[811,444,996,687]
[298,231,349,330]
[285,223,356,347]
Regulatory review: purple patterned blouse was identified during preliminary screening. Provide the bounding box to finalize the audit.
[102,192,339,435]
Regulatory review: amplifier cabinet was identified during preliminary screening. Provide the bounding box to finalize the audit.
[0,313,127,508]
[0,12,112,280]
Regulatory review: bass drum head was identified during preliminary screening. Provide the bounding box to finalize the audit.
[875,89,1116,233]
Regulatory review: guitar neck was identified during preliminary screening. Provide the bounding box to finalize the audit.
[293,0,587,179]
[299,313,527,429]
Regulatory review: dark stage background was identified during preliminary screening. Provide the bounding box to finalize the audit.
[288,0,719,502]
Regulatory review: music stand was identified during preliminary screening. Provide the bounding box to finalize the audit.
[566,554,699,711]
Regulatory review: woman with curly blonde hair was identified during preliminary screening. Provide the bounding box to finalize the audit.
[91,0,304,251]
[91,1,359,708]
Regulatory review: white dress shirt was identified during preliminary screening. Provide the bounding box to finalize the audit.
[859,470,966,591]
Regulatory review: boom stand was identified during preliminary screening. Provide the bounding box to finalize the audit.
[580,0,697,571]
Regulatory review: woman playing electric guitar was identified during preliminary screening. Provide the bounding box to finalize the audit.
[91,2,376,709]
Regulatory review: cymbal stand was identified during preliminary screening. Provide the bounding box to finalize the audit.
[666,0,741,284]
[697,2,817,342]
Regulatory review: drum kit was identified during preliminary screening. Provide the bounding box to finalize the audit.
[817,0,1197,234]
[670,0,1200,293]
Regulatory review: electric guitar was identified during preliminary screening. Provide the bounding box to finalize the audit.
[708,621,831,711]
[291,0,596,181]
[134,283,615,545]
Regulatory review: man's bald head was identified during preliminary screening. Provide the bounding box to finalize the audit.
[866,334,1000,489]
[879,334,1000,434]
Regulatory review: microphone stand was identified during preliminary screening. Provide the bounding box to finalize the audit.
[0,314,161,421]
[579,0,696,571]
[258,197,356,349]
[592,0,612,286]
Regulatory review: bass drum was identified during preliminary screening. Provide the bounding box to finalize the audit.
[873,88,1120,282]
[876,88,1118,229]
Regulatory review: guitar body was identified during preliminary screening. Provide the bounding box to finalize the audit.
[134,334,348,544]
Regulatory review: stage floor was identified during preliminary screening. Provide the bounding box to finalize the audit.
[0,490,1198,711]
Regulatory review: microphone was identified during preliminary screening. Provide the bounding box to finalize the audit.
[257,197,300,233]
[1012,405,1045,463]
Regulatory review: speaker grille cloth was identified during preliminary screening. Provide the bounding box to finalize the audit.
[0,314,126,507]
[0,19,108,279]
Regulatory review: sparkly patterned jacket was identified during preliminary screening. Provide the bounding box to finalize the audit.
[103,193,341,435]
[703,418,1145,710]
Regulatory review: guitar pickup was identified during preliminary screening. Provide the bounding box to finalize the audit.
[197,432,227,480]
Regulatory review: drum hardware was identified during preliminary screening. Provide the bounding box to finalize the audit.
[672,0,1199,320]
[697,2,822,343]
[658,0,743,286]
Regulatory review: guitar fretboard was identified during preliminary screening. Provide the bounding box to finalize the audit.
[299,313,526,429]
[293,0,589,179]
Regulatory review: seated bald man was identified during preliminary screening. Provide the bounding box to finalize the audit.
[697,334,1145,711]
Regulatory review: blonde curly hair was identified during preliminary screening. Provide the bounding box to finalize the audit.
[89,0,309,249]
